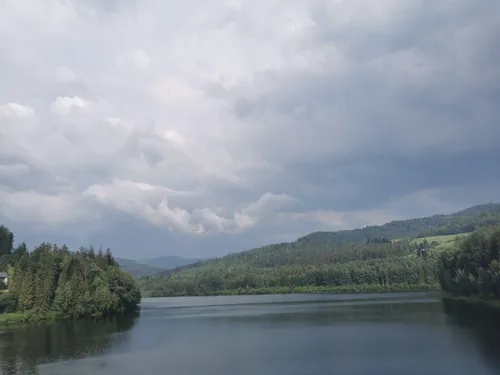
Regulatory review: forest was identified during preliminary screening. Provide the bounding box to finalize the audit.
[296,203,500,248]
[140,238,439,297]
[437,226,500,299]
[0,225,141,322]
[2,202,499,305]
[140,203,500,297]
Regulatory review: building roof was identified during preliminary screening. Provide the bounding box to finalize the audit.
[0,272,8,278]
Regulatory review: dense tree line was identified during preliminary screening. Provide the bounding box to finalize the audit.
[438,226,500,298]
[419,207,500,238]
[141,239,439,297]
[0,225,141,320]
[140,203,500,297]
[159,204,499,280]
[170,239,422,273]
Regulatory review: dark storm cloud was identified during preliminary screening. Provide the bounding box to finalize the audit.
[278,150,500,212]
[1,0,500,257]
[216,0,500,220]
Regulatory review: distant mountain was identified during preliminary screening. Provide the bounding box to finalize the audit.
[116,256,203,279]
[138,255,204,270]
[115,257,166,278]
[139,202,500,297]
[297,202,500,248]
[450,203,500,217]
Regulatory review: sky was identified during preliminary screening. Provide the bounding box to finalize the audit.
[1,0,499,259]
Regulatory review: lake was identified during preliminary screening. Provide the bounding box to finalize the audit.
[1,292,500,375]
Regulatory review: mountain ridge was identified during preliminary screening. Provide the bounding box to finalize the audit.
[296,202,500,247]
[138,255,204,270]
[139,202,500,297]
[170,202,500,274]
[116,255,203,278]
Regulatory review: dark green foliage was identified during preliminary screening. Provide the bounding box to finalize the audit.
[137,256,204,270]
[140,239,439,297]
[141,203,500,297]
[437,226,500,299]
[0,293,17,313]
[10,242,28,265]
[18,272,35,311]
[0,226,141,320]
[114,257,166,278]
[420,206,500,237]
[0,225,14,256]
[158,202,499,277]
[0,254,9,272]
[298,203,500,247]
[367,236,392,244]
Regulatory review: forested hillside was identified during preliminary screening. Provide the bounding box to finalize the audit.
[140,239,439,297]
[138,256,203,271]
[140,203,500,297]
[297,203,500,248]
[438,226,500,299]
[115,256,203,278]
[115,257,166,278]
[0,225,141,322]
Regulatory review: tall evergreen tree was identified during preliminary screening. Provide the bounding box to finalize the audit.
[0,225,14,256]
[0,225,141,320]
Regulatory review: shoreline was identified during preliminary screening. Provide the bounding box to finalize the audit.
[441,294,500,311]
[0,309,141,326]
[144,283,440,298]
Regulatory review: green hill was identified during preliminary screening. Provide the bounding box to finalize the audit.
[115,258,166,278]
[138,256,203,270]
[116,256,203,278]
[413,233,470,252]
[297,203,500,248]
[140,203,500,297]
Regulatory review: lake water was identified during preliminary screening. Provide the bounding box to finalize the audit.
[1,292,500,375]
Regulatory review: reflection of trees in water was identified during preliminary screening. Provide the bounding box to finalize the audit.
[227,300,446,327]
[0,312,138,375]
[442,298,500,370]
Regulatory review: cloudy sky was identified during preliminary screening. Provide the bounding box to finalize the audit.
[1,0,499,259]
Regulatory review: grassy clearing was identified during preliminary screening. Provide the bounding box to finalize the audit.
[0,311,57,325]
[414,233,471,251]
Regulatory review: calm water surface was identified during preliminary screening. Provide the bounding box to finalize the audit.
[1,292,499,375]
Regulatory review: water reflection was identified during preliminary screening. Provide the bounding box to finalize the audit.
[443,298,500,371]
[223,300,447,327]
[2,294,500,375]
[0,313,138,375]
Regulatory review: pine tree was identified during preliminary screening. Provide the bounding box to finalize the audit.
[0,227,140,319]
[19,271,35,311]
[0,225,14,256]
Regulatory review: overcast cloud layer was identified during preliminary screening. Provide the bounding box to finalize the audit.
[1,0,499,258]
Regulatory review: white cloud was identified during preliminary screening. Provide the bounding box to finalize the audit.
[0,188,94,226]
[83,179,206,233]
[240,193,302,223]
[0,0,498,254]
[83,179,299,234]
[130,49,151,69]
[50,96,90,115]
[0,102,35,118]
